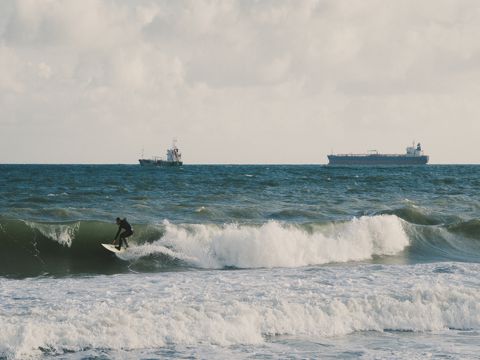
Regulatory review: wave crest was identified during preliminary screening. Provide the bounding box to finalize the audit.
[25,221,80,247]
[150,215,409,268]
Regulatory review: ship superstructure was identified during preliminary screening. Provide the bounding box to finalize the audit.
[139,140,183,166]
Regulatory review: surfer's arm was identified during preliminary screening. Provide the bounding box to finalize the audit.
[113,227,121,241]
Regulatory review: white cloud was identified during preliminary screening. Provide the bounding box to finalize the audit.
[0,0,480,163]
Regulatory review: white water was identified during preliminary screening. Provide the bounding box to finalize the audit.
[1,262,479,359]
[125,215,410,268]
[25,221,80,247]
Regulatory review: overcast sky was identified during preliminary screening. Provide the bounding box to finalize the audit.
[1,0,479,164]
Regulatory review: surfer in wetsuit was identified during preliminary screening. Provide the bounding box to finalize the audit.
[112,217,133,250]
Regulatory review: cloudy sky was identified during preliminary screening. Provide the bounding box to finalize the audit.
[0,0,479,164]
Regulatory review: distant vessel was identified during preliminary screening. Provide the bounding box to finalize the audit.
[328,143,429,166]
[139,141,183,166]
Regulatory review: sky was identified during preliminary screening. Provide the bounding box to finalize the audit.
[0,0,479,164]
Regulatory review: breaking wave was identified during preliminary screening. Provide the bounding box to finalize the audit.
[151,215,409,268]
[0,213,479,277]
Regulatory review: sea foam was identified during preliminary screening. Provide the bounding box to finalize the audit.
[1,263,479,359]
[134,215,409,268]
[25,221,80,247]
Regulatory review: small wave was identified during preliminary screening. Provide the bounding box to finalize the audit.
[432,177,457,185]
[447,219,480,240]
[268,209,320,221]
[47,192,69,197]
[404,222,480,263]
[378,206,444,225]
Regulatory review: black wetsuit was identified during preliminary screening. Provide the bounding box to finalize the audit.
[115,219,133,249]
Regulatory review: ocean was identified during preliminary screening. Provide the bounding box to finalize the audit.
[0,164,479,359]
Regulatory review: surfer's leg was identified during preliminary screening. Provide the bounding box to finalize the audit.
[116,233,125,250]
[124,231,132,248]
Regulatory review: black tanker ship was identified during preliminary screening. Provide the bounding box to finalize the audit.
[328,143,429,166]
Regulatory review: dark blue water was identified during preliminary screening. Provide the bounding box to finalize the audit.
[2,164,478,222]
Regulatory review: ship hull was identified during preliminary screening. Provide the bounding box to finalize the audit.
[139,159,183,166]
[327,155,429,166]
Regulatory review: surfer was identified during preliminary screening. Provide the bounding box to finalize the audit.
[112,217,133,250]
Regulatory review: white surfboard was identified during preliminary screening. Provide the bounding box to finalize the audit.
[101,243,126,253]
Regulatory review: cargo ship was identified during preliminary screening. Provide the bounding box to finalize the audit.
[328,143,429,166]
[139,141,183,166]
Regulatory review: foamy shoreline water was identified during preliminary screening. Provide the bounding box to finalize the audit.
[1,263,479,359]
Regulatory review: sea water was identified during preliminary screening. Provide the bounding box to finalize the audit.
[0,165,479,359]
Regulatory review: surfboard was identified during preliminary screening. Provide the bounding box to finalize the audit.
[101,243,126,253]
